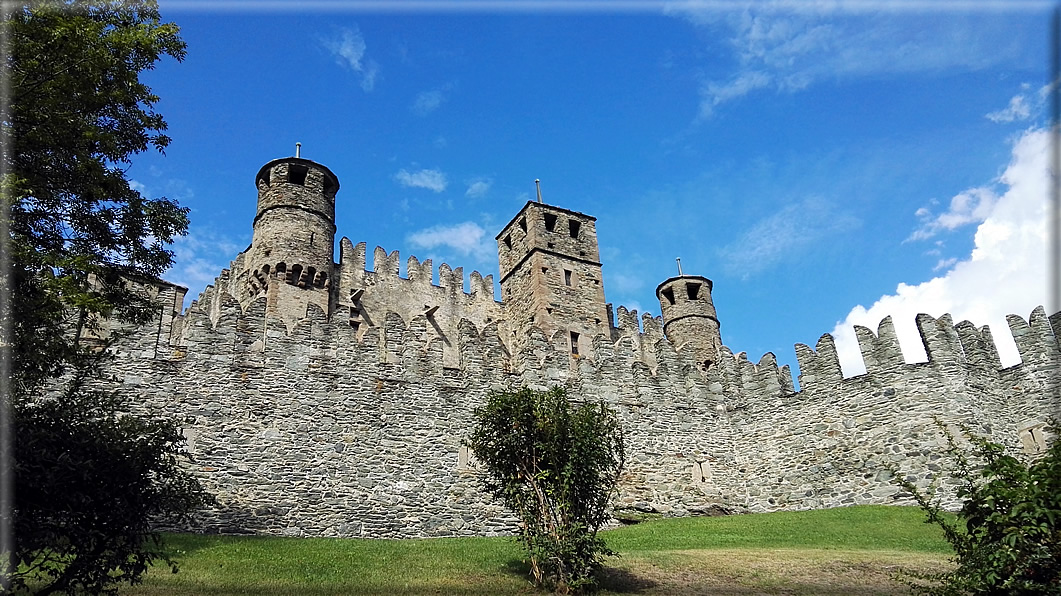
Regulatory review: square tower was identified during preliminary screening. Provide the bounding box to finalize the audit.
[496,202,609,358]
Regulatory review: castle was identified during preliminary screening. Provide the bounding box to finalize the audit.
[101,154,1060,538]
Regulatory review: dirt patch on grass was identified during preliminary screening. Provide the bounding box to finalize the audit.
[599,549,951,595]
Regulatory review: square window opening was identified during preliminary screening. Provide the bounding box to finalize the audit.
[288,164,309,185]
[503,234,512,249]
[570,331,580,356]
[687,282,701,300]
[568,219,581,239]
[519,217,527,232]
[564,270,572,286]
[662,288,676,305]
[544,213,558,232]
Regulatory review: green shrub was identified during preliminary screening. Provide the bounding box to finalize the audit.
[468,388,625,594]
[897,422,1060,595]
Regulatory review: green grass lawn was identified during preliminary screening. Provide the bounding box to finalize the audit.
[122,505,952,595]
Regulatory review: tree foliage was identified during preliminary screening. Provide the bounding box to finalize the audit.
[2,1,211,593]
[468,388,625,594]
[5,0,189,392]
[897,422,1061,595]
[12,382,210,595]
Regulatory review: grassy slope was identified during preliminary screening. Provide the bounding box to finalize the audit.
[123,505,951,595]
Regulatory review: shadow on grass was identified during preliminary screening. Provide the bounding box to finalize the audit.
[596,566,658,593]
[499,558,657,594]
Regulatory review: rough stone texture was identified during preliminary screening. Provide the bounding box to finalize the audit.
[656,275,722,370]
[95,156,1060,538]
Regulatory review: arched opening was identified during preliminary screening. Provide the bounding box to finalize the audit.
[290,264,303,286]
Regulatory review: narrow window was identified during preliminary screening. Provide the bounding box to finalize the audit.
[544,213,558,232]
[519,217,527,232]
[564,270,572,286]
[570,331,580,356]
[662,287,675,305]
[288,164,309,185]
[568,219,581,239]
[541,267,548,275]
[686,282,701,300]
[503,234,512,249]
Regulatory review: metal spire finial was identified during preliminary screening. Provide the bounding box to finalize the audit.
[535,179,542,203]
[295,142,301,158]
[676,257,683,276]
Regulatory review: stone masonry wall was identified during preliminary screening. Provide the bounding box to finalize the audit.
[100,261,1061,537]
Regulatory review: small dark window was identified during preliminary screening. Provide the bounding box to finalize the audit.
[504,234,512,249]
[541,267,548,275]
[564,270,572,286]
[544,213,558,232]
[662,288,675,305]
[262,264,271,274]
[568,219,581,239]
[519,217,527,232]
[687,282,701,300]
[570,331,580,356]
[288,164,309,185]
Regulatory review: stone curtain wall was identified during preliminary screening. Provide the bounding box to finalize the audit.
[103,264,1060,538]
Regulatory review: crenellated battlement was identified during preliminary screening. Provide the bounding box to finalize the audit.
[96,154,1057,539]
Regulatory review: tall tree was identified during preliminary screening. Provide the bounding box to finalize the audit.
[1,2,210,593]
[5,0,189,391]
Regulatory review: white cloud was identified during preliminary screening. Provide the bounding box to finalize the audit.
[932,257,958,271]
[412,84,455,116]
[670,7,1036,118]
[719,197,860,278]
[395,168,448,193]
[986,93,1031,123]
[465,177,493,198]
[322,26,379,92]
[907,186,999,241]
[699,71,771,119]
[407,222,493,261]
[608,271,645,294]
[165,224,249,308]
[831,127,1049,376]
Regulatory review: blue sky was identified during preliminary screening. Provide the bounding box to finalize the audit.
[130,1,1054,379]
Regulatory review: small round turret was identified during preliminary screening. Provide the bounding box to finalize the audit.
[656,275,722,370]
[245,157,339,299]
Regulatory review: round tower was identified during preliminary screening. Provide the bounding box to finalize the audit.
[244,157,339,302]
[656,275,722,370]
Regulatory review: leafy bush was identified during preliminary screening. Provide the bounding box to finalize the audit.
[897,422,1060,595]
[468,388,625,594]
[10,385,212,595]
